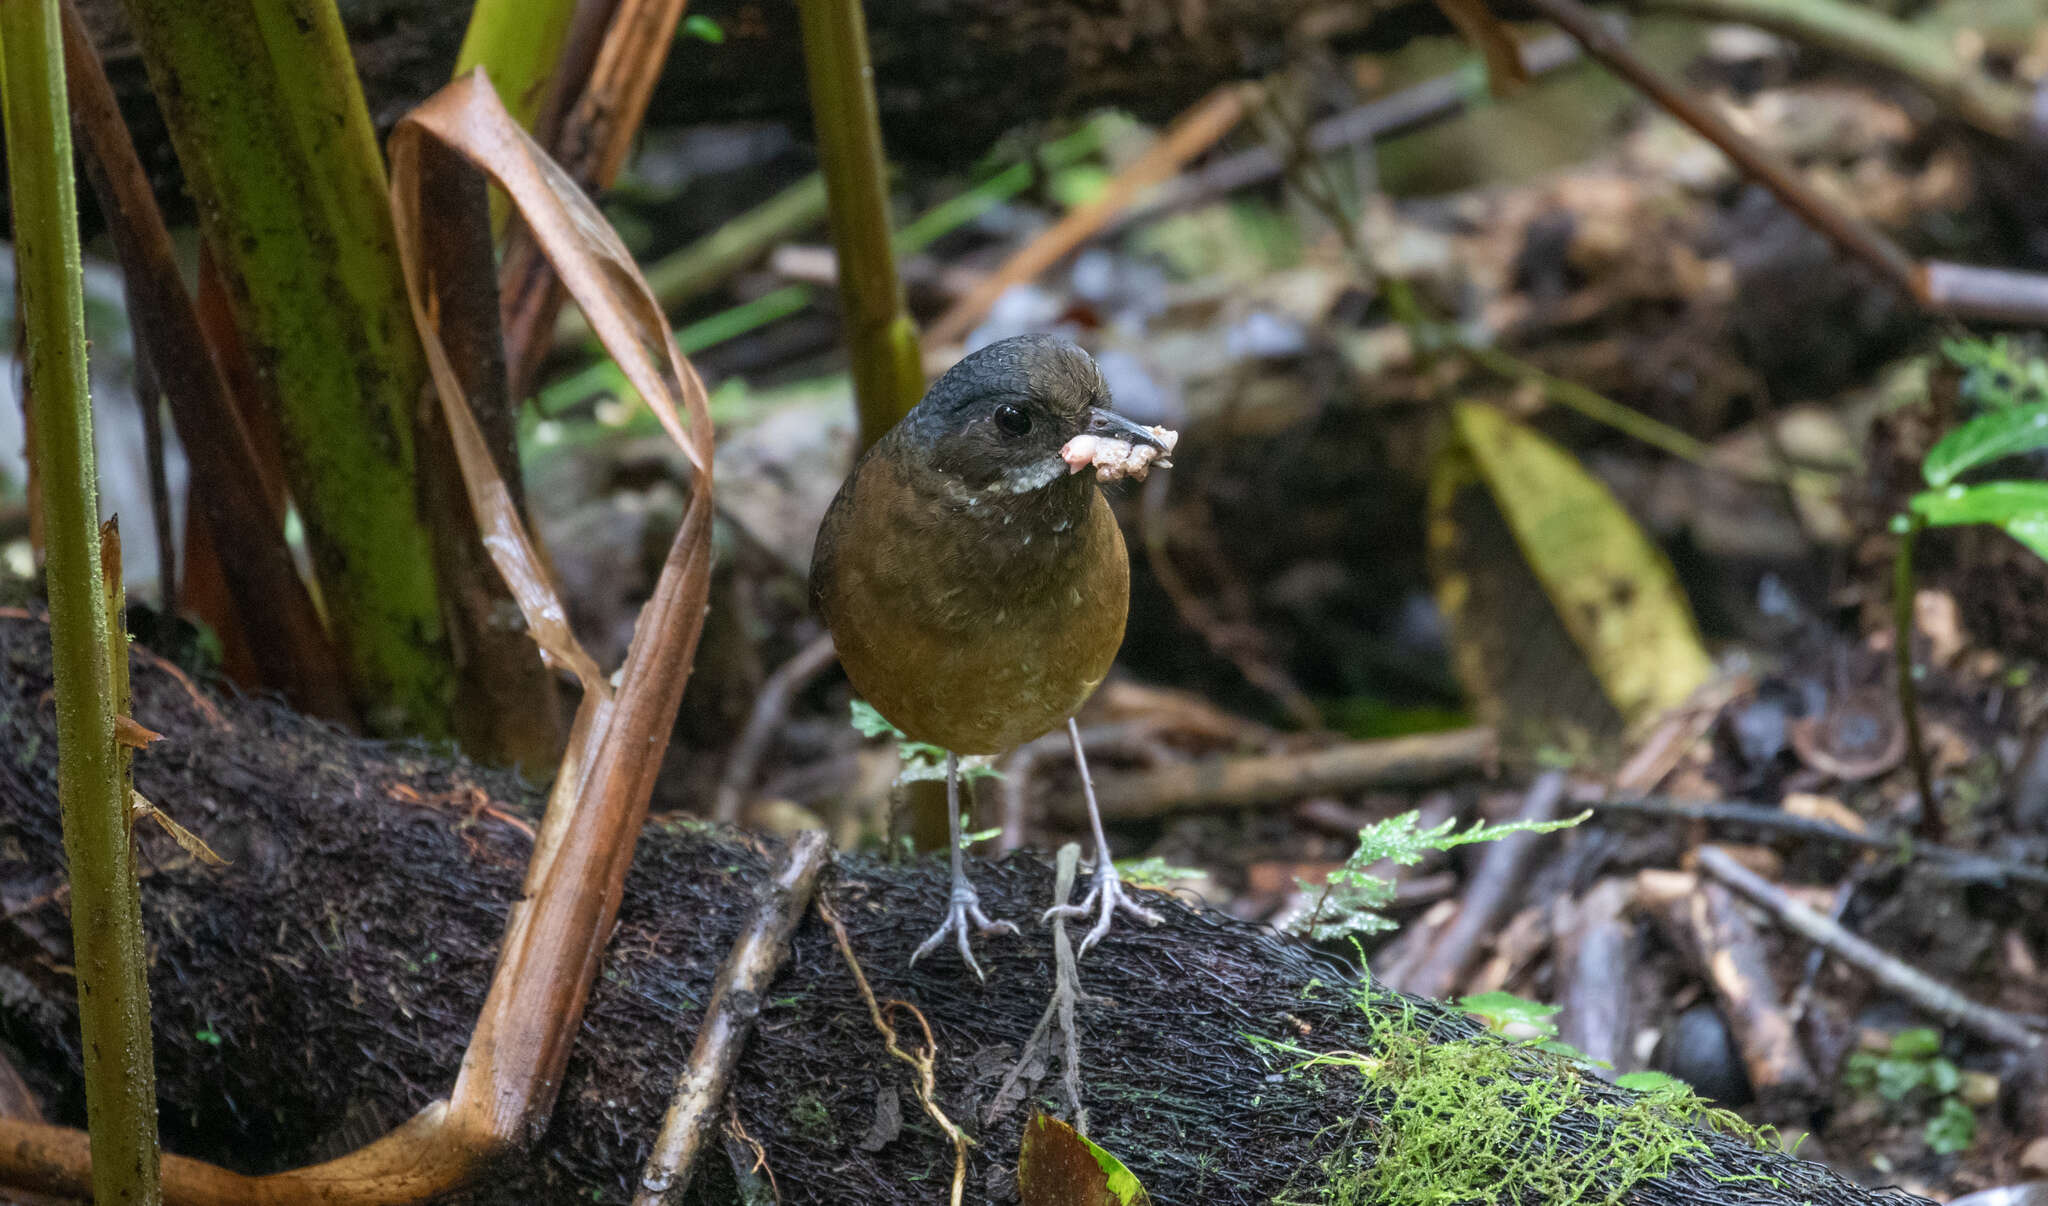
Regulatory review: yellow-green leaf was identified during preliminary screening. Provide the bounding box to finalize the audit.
[1019,1114,1153,1206]
[1437,402,1711,728]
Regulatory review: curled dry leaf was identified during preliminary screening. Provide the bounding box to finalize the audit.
[130,791,228,866]
[389,68,717,1147]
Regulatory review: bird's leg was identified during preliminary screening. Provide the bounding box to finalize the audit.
[910,752,1018,979]
[1041,718,1164,955]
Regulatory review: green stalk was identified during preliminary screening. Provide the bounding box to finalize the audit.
[552,173,830,349]
[456,0,578,236]
[117,0,453,736]
[797,0,924,446]
[454,0,578,131]
[1892,513,1941,839]
[0,3,161,1200]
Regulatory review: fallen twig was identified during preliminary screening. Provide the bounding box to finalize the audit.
[633,830,831,1206]
[1590,796,2048,890]
[714,633,838,824]
[820,896,971,1206]
[1079,727,1495,821]
[1696,846,2043,1049]
[1681,882,1822,1114]
[1109,33,1587,244]
[1553,878,1638,1075]
[1394,772,1570,1000]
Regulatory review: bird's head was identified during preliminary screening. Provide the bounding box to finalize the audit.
[900,334,1168,497]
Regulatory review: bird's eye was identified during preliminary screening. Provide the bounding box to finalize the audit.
[993,404,1032,436]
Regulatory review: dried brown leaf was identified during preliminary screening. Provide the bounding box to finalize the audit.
[131,791,229,866]
[113,715,163,749]
[389,67,717,1142]
[1428,0,1529,97]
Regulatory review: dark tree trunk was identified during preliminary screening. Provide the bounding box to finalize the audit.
[65,0,1467,217]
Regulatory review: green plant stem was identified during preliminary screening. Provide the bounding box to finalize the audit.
[1892,513,1941,840]
[455,0,578,131]
[554,173,830,349]
[796,0,924,447]
[456,0,578,237]
[894,123,1104,255]
[0,3,162,1200]
[117,0,453,737]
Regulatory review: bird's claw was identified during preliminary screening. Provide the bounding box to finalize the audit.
[910,884,1018,980]
[1041,860,1163,956]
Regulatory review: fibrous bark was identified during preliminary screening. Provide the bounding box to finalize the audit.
[0,615,1942,1204]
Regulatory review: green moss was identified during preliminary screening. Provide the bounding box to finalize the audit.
[790,1092,838,1146]
[1272,995,1772,1206]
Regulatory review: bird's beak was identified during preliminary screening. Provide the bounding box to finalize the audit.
[1081,407,1167,450]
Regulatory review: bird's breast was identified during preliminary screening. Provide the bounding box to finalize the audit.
[819,467,1130,753]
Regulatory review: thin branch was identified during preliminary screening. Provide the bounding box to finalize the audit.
[1521,0,1919,296]
[989,843,1093,1131]
[924,83,1255,349]
[1696,846,2042,1049]
[1892,515,1942,840]
[1638,0,2033,140]
[634,831,831,1206]
[1590,796,2048,890]
[1079,727,1495,821]
[714,633,837,824]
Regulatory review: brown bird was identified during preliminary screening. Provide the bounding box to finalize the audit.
[811,334,1170,974]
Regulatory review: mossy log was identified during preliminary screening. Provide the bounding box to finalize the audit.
[0,614,1933,1205]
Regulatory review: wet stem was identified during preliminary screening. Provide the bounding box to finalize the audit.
[1892,512,1942,840]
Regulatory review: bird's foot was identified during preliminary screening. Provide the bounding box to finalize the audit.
[910,882,1019,980]
[1041,858,1163,956]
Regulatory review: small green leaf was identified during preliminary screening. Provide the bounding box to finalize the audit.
[1019,1113,1153,1206]
[195,1028,223,1046]
[1890,1028,1942,1058]
[681,14,725,42]
[1874,1058,1928,1102]
[1289,809,1585,943]
[1909,482,2048,561]
[1926,1058,1961,1096]
[1115,856,1203,887]
[1922,404,2048,486]
[849,699,902,739]
[1616,1070,1692,1096]
[1459,991,1562,1040]
[1924,1096,1976,1154]
[1945,336,2048,410]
